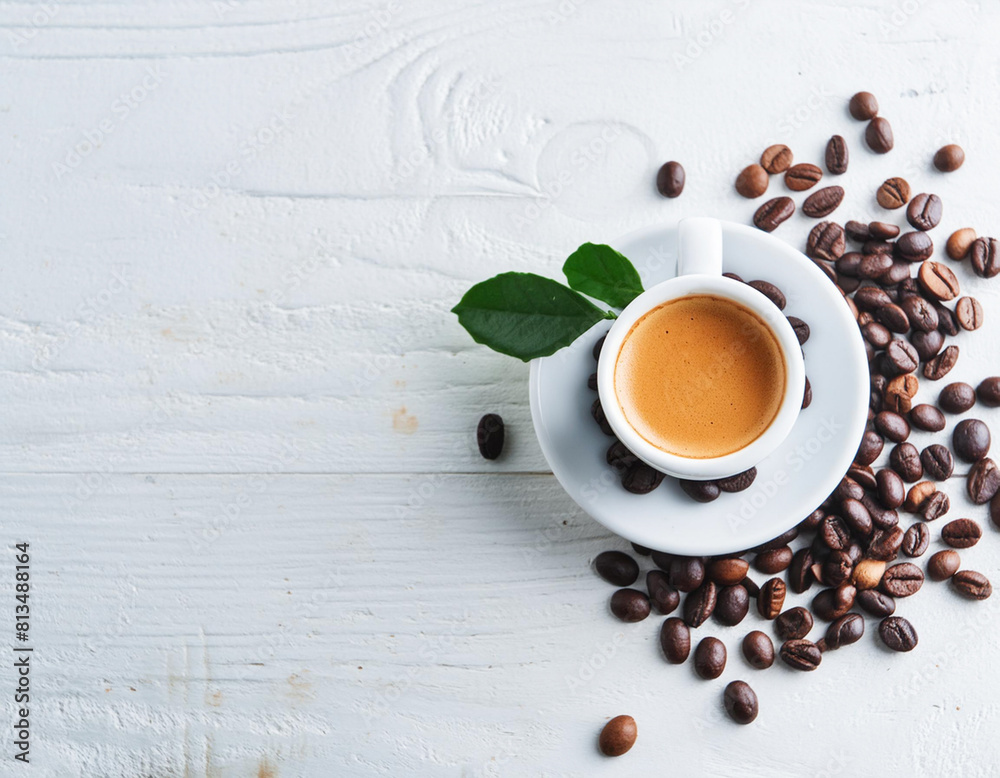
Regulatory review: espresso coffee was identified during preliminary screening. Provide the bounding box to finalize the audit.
[614,294,786,458]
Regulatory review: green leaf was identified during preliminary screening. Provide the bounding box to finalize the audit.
[562,243,644,309]
[452,272,615,361]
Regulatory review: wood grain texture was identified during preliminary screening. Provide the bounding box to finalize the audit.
[3,0,1000,774]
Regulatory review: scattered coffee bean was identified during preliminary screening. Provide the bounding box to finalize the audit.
[802,377,812,409]
[875,303,910,334]
[592,334,607,361]
[595,551,639,586]
[900,296,939,333]
[758,577,786,620]
[894,231,933,262]
[660,617,691,663]
[608,441,637,471]
[879,616,918,652]
[811,583,856,621]
[845,220,870,241]
[760,144,793,174]
[610,589,650,622]
[928,549,961,581]
[622,463,666,494]
[694,637,727,680]
[803,186,845,217]
[775,606,813,641]
[955,297,984,331]
[650,550,675,572]
[806,221,846,261]
[866,239,896,256]
[834,475,865,503]
[953,419,991,462]
[736,164,769,198]
[923,345,959,381]
[875,411,910,443]
[920,490,950,521]
[591,399,615,435]
[476,414,504,459]
[656,161,685,198]
[870,221,900,240]
[707,557,750,586]
[855,429,884,466]
[917,261,960,302]
[587,372,598,390]
[669,557,705,592]
[850,91,879,120]
[820,515,851,551]
[935,301,959,337]
[939,382,976,414]
[747,280,786,310]
[933,144,965,172]
[890,442,923,482]
[906,193,943,231]
[862,321,892,349]
[904,481,936,514]
[941,518,982,549]
[599,715,637,757]
[993,493,1000,531]
[679,479,721,503]
[946,228,976,260]
[855,286,893,311]
[786,316,810,345]
[881,562,924,597]
[824,135,849,175]
[876,468,906,510]
[754,547,793,575]
[753,197,795,232]
[647,571,680,615]
[877,177,910,209]
[630,542,650,556]
[886,339,920,375]
[970,237,1000,278]
[852,558,885,590]
[858,589,896,617]
[902,523,930,558]
[921,444,954,479]
[824,613,865,650]
[977,377,1000,407]
[780,639,822,670]
[742,630,775,669]
[910,329,945,362]
[880,261,911,285]
[968,458,1000,504]
[866,117,894,154]
[841,498,874,538]
[859,253,894,281]
[910,404,946,433]
[683,581,718,628]
[723,681,759,725]
[952,570,992,600]
[788,548,816,594]
[785,163,823,191]
[837,252,863,278]
[715,584,750,626]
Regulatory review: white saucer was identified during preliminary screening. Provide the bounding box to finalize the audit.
[528,221,870,556]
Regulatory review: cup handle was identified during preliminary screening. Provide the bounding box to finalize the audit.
[677,217,723,277]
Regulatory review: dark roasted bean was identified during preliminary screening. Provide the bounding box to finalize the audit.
[953,419,991,462]
[668,557,705,592]
[876,468,906,509]
[607,441,639,471]
[845,220,871,241]
[875,411,910,443]
[894,231,933,262]
[824,613,865,650]
[970,237,1000,278]
[694,637,727,679]
[683,581,718,627]
[753,197,795,232]
[656,161,685,198]
[610,589,650,622]
[871,221,901,240]
[757,577,786,620]
[754,546,793,575]
[879,616,918,651]
[875,303,910,334]
[803,185,845,217]
[855,286,894,311]
[811,584,856,621]
[591,399,615,435]
[918,261,960,302]
[977,377,1000,407]
[862,321,892,349]
[820,515,851,551]
[858,253,893,280]
[956,297,984,331]
[741,631,774,669]
[747,280,786,310]
[940,382,977,414]
[849,463,878,491]
[825,135,849,174]
[942,518,982,549]
[841,498,873,537]
[858,589,896,617]
[723,681,759,725]
[780,639,822,670]
[866,117,894,154]
[714,584,750,626]
[911,329,945,362]
[910,404,946,432]
[822,551,854,587]
[594,551,639,586]
[786,316,810,345]
[867,526,904,561]
[679,479,720,503]
[920,491,950,521]
[788,548,816,594]
[775,607,814,641]
[477,414,505,459]
[650,550,675,571]
[881,563,924,597]
[599,715,637,757]
[855,430,884,466]
[660,617,691,663]
[928,549,961,581]
[707,557,750,586]
[630,542,650,556]
[952,570,992,600]
[900,295,939,333]
[902,523,930,558]
[935,302,960,336]
[886,339,919,375]
[622,463,666,494]
[968,458,1000,504]
[906,193,943,231]
[647,570,680,615]
[923,345,959,381]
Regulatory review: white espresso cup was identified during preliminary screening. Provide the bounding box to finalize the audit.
[596,217,806,480]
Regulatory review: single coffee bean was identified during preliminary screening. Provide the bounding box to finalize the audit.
[911,329,945,362]
[668,557,705,592]
[894,231,933,262]
[650,550,675,571]
[622,463,666,494]
[747,280,786,310]
[587,372,598,390]
[855,429,884,467]
[786,316,810,345]
[955,297,984,331]
[757,577,786,620]
[811,583,856,621]
[821,551,854,586]
[881,562,924,597]
[876,468,906,509]
[886,339,920,375]
[890,442,923,482]
[679,478,721,504]
[918,261,960,302]
[683,580,718,628]
[852,558,885,590]
[592,333,607,361]
[774,607,814,641]
[841,498,874,537]
[903,480,935,512]
[866,117,894,153]
[723,681,759,725]
[968,458,1000,504]
[591,399,615,435]
[934,143,965,172]
[875,303,910,334]
[877,176,910,208]
[656,161,685,198]
[610,588,650,622]
[631,542,650,556]
[953,419,991,462]
[599,715,637,757]
[740,631,775,672]
[855,286,893,311]
[942,518,982,549]
[867,526,904,561]
[836,252,864,278]
[849,91,879,120]
[902,523,930,558]
[870,221,900,240]
[754,547,793,575]
[845,220,871,241]
[736,164,769,198]
[694,636,727,679]
[970,237,1000,278]
[879,261,911,286]
[934,301,960,336]
[879,616,918,652]
[647,571,680,615]
[906,193,943,231]
[910,404,946,432]
[803,185,845,217]
[788,548,816,594]
[760,144,793,173]
[752,196,795,232]
[820,515,851,551]
[660,617,691,663]
[946,228,977,260]
[875,411,910,443]
[595,551,640,586]
[800,507,827,532]
[785,163,822,191]
[806,221,846,261]
[977,377,1000,407]
[825,135,849,175]
[900,295,939,333]
[927,549,960,581]
[476,414,504,459]
[952,570,992,600]
[780,639,822,670]
[714,584,750,627]
[824,613,865,650]
[924,346,959,381]
[858,589,896,617]
[920,491,950,521]
[707,557,750,586]
[858,253,894,280]
[862,322,892,350]
[863,495,900,531]
[802,377,813,409]
[834,474,865,503]
[940,382,976,414]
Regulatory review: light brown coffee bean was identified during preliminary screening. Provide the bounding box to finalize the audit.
[852,558,886,590]
[876,177,910,209]
[933,144,965,172]
[785,163,823,191]
[946,228,977,260]
[956,297,984,331]
[599,715,637,757]
[917,261,960,302]
[736,164,769,198]
[760,144,793,174]
[849,91,879,120]
[928,549,960,581]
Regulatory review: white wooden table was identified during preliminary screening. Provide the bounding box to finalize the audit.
[5,1,1000,775]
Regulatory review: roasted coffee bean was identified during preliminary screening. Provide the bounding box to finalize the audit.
[775,607,814,641]
[821,136,848,175]
[735,163,769,198]
[610,589,651,622]
[707,557,750,586]
[903,480,936,512]
[757,577,786,620]
[850,463,878,492]
[669,557,706,592]
[910,329,945,362]
[780,639,822,670]
[900,295,939,333]
[952,570,992,600]
[940,382,976,414]
[748,280,786,310]
[910,404,946,433]
[877,176,910,208]
[823,613,865,651]
[886,339,919,375]
[849,91,879,120]
[683,581,718,628]
[820,515,851,551]
[656,161,685,198]
[751,528,799,553]
[935,302,960,336]
[920,491,950,521]
[852,558,886,590]
[923,345,959,382]
[968,458,1000,504]
[694,637,727,680]
[841,498,874,537]
[608,441,639,470]
[476,414,505,459]
[587,372,598,390]
[879,616,918,652]
[836,252,863,277]
[591,399,615,435]
[785,163,823,191]
[855,286,894,312]
[875,411,910,443]
[875,303,910,334]
[593,334,607,361]
[803,185,845,217]
[876,468,906,509]
[740,576,761,598]
[932,142,965,172]
[815,260,839,285]
[862,321,893,349]
[855,430,884,466]
[647,571,680,615]
[802,378,812,409]
[806,221,846,261]
[660,617,691,663]
[715,584,750,626]
[742,630,774,669]
[650,550,675,571]
[894,231,933,262]
[918,261,960,302]
[978,377,1000,407]
[788,548,816,594]
[629,541,649,555]
[715,467,757,493]
[599,715,637,757]
[752,196,797,232]
[898,277,922,298]
[812,583,856,621]
[866,117,894,154]
[941,518,982,549]
[595,551,640,586]
[723,681,759,725]
[679,479,721,503]
[800,508,827,532]
[754,547,793,575]
[881,562,924,597]
[845,220,871,241]
[822,551,854,587]
[928,549,961,581]
[865,239,896,256]
[906,193,943,231]
[867,526,904,561]
[833,476,865,503]
[858,253,894,280]
[863,494,900,531]
[902,523,930,558]
[953,419,991,462]
[786,316,810,345]
[947,228,977,260]
[879,261,911,285]
[970,237,1000,278]
[760,144,793,174]
[858,589,896,617]
[955,297,984,331]
[622,463,666,494]
[870,221,900,240]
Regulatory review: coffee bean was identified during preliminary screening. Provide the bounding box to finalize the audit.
[882,562,924,598]
[940,520,981,552]
[593,334,607,361]
[757,577,786,620]
[591,399,614,435]
[802,377,812,409]
[707,557,750,586]
[822,613,864,651]
[866,117,894,153]
[819,515,850,551]
[863,495,900,531]
[855,286,894,311]
[953,419,991,463]
[752,528,800,553]
[926,549,961,582]
[870,221,900,240]
[752,196,795,232]
[875,303,910,334]
[803,185,845,217]
[952,570,992,600]
[815,260,839,285]
[920,491,950,521]
[747,280,786,310]
[715,584,750,626]
[917,261,960,302]
[978,377,1000,407]
[631,542,650,558]
[775,607,814,641]
[753,547,792,575]
[595,551,639,586]
[875,411,910,443]
[851,558,885,591]
[855,429,884,467]
[906,193,943,231]
[968,458,1000,504]
[780,639,822,670]
[939,382,976,414]
[742,631,774,669]
[970,237,1000,278]
[836,252,863,278]
[785,163,823,191]
[902,523,930,558]
[933,144,965,172]
[903,480,935,512]
[858,253,894,281]
[656,161,685,198]
[845,220,870,241]
[647,571,680,615]
[841,498,874,538]
[877,177,910,208]
[610,589,650,622]
[736,164,769,198]
[683,580,718,628]
[858,589,896,617]
[910,404,946,433]
[849,91,879,120]
[866,239,896,256]
[818,134,848,175]
[811,583,856,621]
[607,440,636,470]
[477,414,504,459]
[760,144,793,174]
[723,681,759,725]
[955,297,984,331]
[921,444,954,480]
[900,296,939,333]
[694,637,727,679]
[788,548,816,594]
[923,345,959,381]
[947,228,977,260]
[876,468,906,509]
[879,616,918,652]
[822,551,854,586]
[587,372,598,390]
[801,507,827,532]
[834,476,865,503]
[599,715,637,757]
[890,443,923,483]
[935,302,960,336]
[886,339,920,375]
[622,463,666,494]
[660,617,691,663]
[806,221,846,261]
[786,316,810,345]
[894,231,933,262]
[668,557,705,592]
[867,526,903,564]
[679,479,720,503]
[880,261,911,286]
[650,550,675,571]
[910,329,945,362]
[862,321,892,349]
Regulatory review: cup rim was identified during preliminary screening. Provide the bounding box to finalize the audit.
[596,274,806,479]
